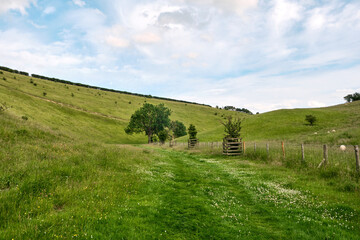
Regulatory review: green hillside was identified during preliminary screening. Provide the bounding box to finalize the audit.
[242,101,360,145]
[2,69,360,239]
[1,69,359,145]
[0,70,243,143]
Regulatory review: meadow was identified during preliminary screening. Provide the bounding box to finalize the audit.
[1,69,360,239]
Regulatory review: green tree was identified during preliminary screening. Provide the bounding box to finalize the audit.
[188,124,197,139]
[125,103,171,143]
[170,120,187,138]
[305,115,317,126]
[222,116,242,138]
[344,92,360,102]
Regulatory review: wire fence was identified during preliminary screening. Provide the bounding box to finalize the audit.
[164,141,360,179]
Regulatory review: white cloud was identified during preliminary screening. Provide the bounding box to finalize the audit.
[134,32,161,44]
[73,0,86,7]
[0,0,36,15]
[308,101,326,108]
[106,36,129,48]
[29,20,46,29]
[178,0,258,15]
[43,6,55,15]
[187,52,198,59]
[105,25,130,48]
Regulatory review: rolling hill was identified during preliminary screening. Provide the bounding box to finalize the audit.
[0,68,359,145]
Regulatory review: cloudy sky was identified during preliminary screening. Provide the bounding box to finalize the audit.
[1,0,360,112]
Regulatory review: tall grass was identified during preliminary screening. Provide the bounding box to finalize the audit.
[177,141,360,192]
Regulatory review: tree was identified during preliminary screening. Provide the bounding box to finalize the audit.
[170,120,187,138]
[188,124,197,139]
[125,103,171,143]
[305,115,317,126]
[344,92,360,102]
[222,116,242,138]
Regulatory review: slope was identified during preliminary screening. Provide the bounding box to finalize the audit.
[0,70,243,143]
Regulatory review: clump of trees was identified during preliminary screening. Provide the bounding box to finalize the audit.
[125,103,172,143]
[344,92,360,103]
[305,115,317,126]
[223,106,253,115]
[222,116,242,138]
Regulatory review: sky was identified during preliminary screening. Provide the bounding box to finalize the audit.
[0,0,360,113]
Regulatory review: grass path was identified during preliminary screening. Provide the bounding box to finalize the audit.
[1,141,359,239]
[111,146,360,239]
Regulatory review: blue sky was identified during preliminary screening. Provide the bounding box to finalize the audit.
[0,0,360,112]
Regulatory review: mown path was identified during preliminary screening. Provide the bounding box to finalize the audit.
[111,146,360,239]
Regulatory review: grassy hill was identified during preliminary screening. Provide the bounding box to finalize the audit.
[0,70,243,143]
[1,69,360,239]
[1,69,360,145]
[241,101,360,145]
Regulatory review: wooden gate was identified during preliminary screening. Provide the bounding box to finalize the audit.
[223,138,242,156]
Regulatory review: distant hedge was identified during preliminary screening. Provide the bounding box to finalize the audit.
[0,66,29,76]
[0,66,211,107]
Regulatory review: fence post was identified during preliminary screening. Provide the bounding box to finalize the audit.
[243,141,246,154]
[355,145,359,172]
[281,141,285,159]
[323,144,328,166]
[254,142,256,153]
[301,144,305,163]
[318,144,328,168]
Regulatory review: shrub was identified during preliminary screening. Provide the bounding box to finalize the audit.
[188,124,197,139]
[0,71,3,74]
[22,116,28,121]
[2,77,6,81]
[158,130,168,144]
[71,93,74,97]
[222,116,242,138]
[33,83,37,86]
[305,115,317,126]
[43,92,47,97]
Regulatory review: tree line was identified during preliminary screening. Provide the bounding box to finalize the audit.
[0,65,211,108]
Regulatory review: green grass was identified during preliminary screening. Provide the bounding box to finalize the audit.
[1,69,360,238]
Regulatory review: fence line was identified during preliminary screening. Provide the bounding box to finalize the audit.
[165,141,360,176]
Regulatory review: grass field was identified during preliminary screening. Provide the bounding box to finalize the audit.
[1,69,360,239]
[1,70,360,144]
[1,114,359,238]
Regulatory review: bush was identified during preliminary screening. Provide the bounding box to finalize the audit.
[158,130,168,144]
[188,124,197,139]
[222,116,242,138]
[0,102,9,113]
[22,116,28,121]
[305,115,317,126]
[170,120,187,138]
[43,92,47,97]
